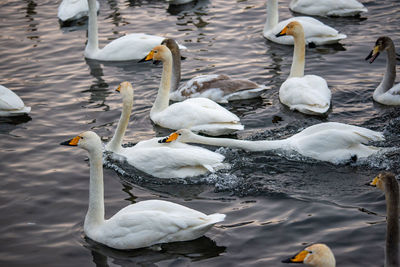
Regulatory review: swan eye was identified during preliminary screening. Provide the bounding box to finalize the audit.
[154,50,158,54]
[178,133,181,136]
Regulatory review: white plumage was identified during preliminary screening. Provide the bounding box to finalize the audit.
[61,131,225,250]
[0,85,31,116]
[142,45,244,136]
[84,0,186,61]
[263,0,346,45]
[289,0,367,17]
[105,82,229,179]
[57,0,99,22]
[166,122,384,164]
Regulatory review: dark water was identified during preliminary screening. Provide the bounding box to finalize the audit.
[0,0,399,266]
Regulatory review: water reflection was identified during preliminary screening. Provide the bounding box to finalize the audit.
[23,0,39,43]
[86,236,226,266]
[0,115,32,135]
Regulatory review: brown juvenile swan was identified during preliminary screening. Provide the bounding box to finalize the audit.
[161,38,268,103]
[370,172,399,267]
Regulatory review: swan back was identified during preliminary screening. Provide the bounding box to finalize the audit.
[283,243,336,267]
[289,0,367,17]
[0,85,31,116]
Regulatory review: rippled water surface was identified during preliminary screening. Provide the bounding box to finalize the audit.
[0,0,400,266]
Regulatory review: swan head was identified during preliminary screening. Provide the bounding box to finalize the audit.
[161,38,180,55]
[60,131,102,153]
[158,129,195,144]
[366,36,393,63]
[116,81,134,107]
[276,21,303,38]
[140,45,172,64]
[282,243,336,267]
[370,172,399,193]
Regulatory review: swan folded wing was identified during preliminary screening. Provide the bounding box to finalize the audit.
[294,127,383,162]
[154,98,241,130]
[376,84,400,105]
[102,209,219,249]
[0,87,25,110]
[290,0,366,16]
[98,34,164,61]
[280,76,331,113]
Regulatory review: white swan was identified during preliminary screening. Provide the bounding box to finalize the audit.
[282,243,336,267]
[0,85,31,116]
[263,0,346,45]
[366,36,400,106]
[60,131,225,250]
[141,45,244,136]
[84,0,186,61]
[57,0,99,22]
[105,81,228,179]
[370,172,399,267]
[160,122,384,164]
[161,38,268,104]
[276,21,331,115]
[289,0,367,17]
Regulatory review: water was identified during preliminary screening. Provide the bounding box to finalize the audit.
[0,0,399,266]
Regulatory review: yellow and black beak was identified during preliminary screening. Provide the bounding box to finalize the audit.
[158,132,179,144]
[60,135,81,146]
[365,45,380,63]
[282,250,309,264]
[276,26,288,38]
[370,176,379,187]
[138,50,155,63]
[116,84,121,92]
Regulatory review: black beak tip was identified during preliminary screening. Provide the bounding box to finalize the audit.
[60,139,72,146]
[138,57,147,63]
[275,33,284,38]
[281,258,292,263]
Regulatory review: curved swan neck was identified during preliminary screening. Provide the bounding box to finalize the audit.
[171,48,181,92]
[385,179,399,267]
[185,133,289,151]
[376,42,396,97]
[290,30,305,78]
[106,95,133,153]
[264,0,279,33]
[151,51,173,116]
[84,146,105,230]
[86,0,99,55]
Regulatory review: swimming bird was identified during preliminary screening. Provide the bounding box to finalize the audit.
[0,85,31,116]
[57,0,99,22]
[276,21,331,115]
[366,36,400,106]
[140,45,244,136]
[263,0,346,45]
[84,0,185,61]
[161,38,268,103]
[105,81,228,179]
[370,172,399,267]
[160,122,384,164]
[289,0,367,17]
[60,131,225,250]
[282,243,336,267]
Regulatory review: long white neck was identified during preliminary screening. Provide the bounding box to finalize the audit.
[375,42,396,99]
[184,133,289,151]
[289,29,305,78]
[106,95,133,153]
[264,0,279,33]
[385,181,399,267]
[85,0,99,55]
[84,146,105,231]
[151,51,173,117]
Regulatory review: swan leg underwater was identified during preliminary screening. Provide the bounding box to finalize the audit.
[60,131,225,250]
[104,81,229,179]
[139,45,244,136]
